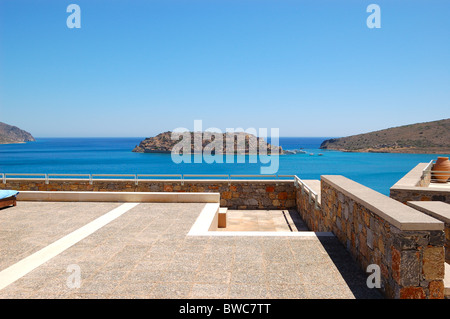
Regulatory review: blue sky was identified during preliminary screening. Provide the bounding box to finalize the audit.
[0,0,449,137]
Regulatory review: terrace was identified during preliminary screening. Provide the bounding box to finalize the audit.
[0,169,449,299]
[0,201,378,299]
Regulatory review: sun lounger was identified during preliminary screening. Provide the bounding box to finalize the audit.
[0,190,19,209]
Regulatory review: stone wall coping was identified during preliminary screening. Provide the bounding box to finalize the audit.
[407,201,450,224]
[391,163,428,188]
[321,175,444,231]
[302,179,320,193]
[301,179,321,205]
[390,184,450,193]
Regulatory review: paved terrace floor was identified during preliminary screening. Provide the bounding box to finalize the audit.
[217,210,309,232]
[0,202,382,299]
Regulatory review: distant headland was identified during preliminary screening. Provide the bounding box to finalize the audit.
[0,122,35,144]
[132,131,284,155]
[320,118,450,154]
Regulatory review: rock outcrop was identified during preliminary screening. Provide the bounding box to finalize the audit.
[0,122,35,144]
[320,118,450,153]
[133,131,284,155]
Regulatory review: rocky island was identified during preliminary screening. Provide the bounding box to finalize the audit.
[320,118,450,154]
[0,122,35,144]
[133,131,284,154]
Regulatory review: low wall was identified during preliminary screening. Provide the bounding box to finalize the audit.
[295,180,329,232]
[407,201,450,264]
[17,191,220,203]
[0,178,296,210]
[390,163,450,204]
[391,187,450,204]
[322,175,445,299]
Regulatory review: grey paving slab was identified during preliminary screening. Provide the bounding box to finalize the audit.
[0,202,121,271]
[0,201,383,299]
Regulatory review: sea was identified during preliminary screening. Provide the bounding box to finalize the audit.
[0,137,448,196]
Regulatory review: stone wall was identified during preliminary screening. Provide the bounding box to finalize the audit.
[390,188,450,204]
[295,181,329,232]
[321,175,445,299]
[0,178,296,210]
[407,202,450,264]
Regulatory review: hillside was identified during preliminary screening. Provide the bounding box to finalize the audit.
[0,122,35,144]
[320,118,450,153]
[133,131,284,154]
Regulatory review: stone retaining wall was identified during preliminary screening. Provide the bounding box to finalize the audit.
[322,175,445,299]
[0,179,296,210]
[390,188,450,204]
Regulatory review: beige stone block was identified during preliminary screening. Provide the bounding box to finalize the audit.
[429,280,444,299]
[218,208,227,228]
[423,246,445,280]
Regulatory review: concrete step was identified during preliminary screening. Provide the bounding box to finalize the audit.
[218,207,228,228]
[445,262,450,298]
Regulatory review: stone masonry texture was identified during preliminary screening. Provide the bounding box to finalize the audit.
[0,179,296,210]
[322,179,445,299]
[390,189,450,205]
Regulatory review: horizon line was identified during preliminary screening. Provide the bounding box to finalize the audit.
[31,136,337,139]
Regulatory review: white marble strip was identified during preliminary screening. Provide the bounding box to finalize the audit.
[187,203,220,236]
[187,203,334,237]
[0,202,139,291]
[192,231,335,237]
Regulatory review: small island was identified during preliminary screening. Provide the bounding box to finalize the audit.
[320,118,450,154]
[133,131,284,155]
[0,122,35,144]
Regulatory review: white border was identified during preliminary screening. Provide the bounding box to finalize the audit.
[187,203,334,237]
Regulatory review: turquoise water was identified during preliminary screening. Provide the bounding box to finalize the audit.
[0,137,448,195]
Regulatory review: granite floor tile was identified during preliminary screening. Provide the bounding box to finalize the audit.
[267,284,308,299]
[230,271,266,285]
[149,282,193,299]
[190,283,229,298]
[228,284,269,299]
[194,271,232,285]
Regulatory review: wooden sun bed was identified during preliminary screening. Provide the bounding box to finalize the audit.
[0,191,19,209]
[0,196,17,209]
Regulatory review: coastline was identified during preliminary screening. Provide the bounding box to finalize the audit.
[0,141,28,145]
[322,147,450,154]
